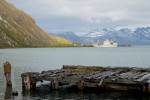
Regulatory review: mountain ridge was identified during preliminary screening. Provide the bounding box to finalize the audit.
[53,27,150,45]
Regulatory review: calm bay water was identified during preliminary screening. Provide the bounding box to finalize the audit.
[0,46,150,100]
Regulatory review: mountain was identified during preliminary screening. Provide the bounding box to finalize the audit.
[54,27,150,45]
[53,36,73,46]
[0,0,72,48]
[51,32,86,44]
[85,27,150,45]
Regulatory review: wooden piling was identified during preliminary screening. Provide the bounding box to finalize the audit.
[30,77,37,90]
[51,79,59,90]
[23,76,31,91]
[21,72,40,91]
[77,80,84,91]
[143,83,150,93]
[3,62,18,96]
[3,62,12,86]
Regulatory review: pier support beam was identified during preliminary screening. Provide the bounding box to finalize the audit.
[22,76,37,91]
[3,62,12,86]
[21,73,39,91]
[23,76,31,91]
[77,80,84,91]
[30,77,36,90]
[51,80,59,90]
[4,62,18,96]
[143,83,150,93]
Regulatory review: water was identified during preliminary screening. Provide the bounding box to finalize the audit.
[0,46,150,100]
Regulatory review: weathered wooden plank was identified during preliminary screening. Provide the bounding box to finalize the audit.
[21,65,150,93]
[136,73,150,82]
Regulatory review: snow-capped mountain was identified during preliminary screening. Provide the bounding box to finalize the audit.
[84,27,150,45]
[86,29,106,37]
[52,27,150,45]
[86,28,115,38]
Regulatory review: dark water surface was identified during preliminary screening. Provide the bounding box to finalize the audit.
[0,46,150,100]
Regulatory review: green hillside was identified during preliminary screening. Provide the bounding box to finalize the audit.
[53,36,74,46]
[0,0,72,48]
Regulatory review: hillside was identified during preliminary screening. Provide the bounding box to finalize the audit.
[51,32,85,44]
[53,36,74,46]
[0,0,68,48]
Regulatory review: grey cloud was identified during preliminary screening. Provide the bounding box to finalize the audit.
[7,0,150,33]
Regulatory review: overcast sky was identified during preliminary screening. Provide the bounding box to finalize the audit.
[7,0,150,34]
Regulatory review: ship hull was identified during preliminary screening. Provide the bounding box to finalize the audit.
[92,44,117,47]
[92,40,118,47]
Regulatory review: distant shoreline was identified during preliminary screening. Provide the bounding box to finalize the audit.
[117,45,132,47]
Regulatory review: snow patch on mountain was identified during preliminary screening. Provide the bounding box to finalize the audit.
[87,31,105,37]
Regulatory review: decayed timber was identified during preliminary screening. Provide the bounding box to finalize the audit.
[3,62,18,96]
[21,65,150,93]
[3,62,12,86]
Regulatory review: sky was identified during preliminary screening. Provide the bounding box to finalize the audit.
[7,0,150,34]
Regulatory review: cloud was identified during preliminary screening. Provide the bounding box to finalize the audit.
[7,0,150,32]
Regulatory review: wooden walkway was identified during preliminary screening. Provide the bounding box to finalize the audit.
[21,65,150,93]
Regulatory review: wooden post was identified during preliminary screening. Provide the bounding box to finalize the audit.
[77,80,84,91]
[51,80,59,90]
[22,74,37,91]
[23,76,31,91]
[98,77,104,86]
[3,62,12,86]
[30,77,36,90]
[143,83,149,93]
[22,77,25,88]
[4,62,18,96]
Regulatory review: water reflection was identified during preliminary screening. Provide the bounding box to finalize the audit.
[22,90,31,100]
[4,86,12,100]
[21,89,150,100]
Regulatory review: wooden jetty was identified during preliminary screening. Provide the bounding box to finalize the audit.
[21,65,150,93]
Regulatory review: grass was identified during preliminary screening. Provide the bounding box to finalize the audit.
[53,36,73,45]
[63,65,104,72]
